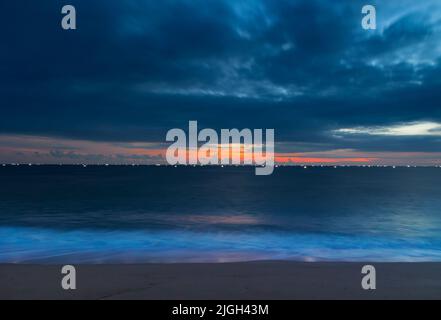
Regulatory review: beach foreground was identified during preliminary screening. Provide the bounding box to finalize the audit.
[1,262,440,300]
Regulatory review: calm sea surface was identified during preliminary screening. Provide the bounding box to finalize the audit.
[1,166,441,263]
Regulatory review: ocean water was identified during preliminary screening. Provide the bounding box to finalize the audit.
[1,165,441,263]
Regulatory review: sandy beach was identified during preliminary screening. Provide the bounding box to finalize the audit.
[1,261,440,300]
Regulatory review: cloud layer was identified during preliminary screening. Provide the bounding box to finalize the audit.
[1,0,441,163]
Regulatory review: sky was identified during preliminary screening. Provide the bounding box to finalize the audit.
[1,0,441,165]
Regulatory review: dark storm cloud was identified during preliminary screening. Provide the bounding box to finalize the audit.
[1,0,441,153]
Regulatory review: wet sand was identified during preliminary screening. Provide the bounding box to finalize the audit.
[0,262,440,300]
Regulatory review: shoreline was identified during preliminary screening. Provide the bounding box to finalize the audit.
[1,261,440,300]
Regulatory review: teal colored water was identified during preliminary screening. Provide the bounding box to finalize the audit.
[1,166,441,263]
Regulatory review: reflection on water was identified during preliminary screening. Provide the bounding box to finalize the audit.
[177,214,262,225]
[0,166,441,263]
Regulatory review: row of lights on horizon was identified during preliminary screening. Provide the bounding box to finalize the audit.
[1,163,441,168]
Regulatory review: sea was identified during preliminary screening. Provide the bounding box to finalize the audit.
[1,165,441,263]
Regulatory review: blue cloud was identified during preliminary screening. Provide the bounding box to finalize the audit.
[1,0,441,154]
